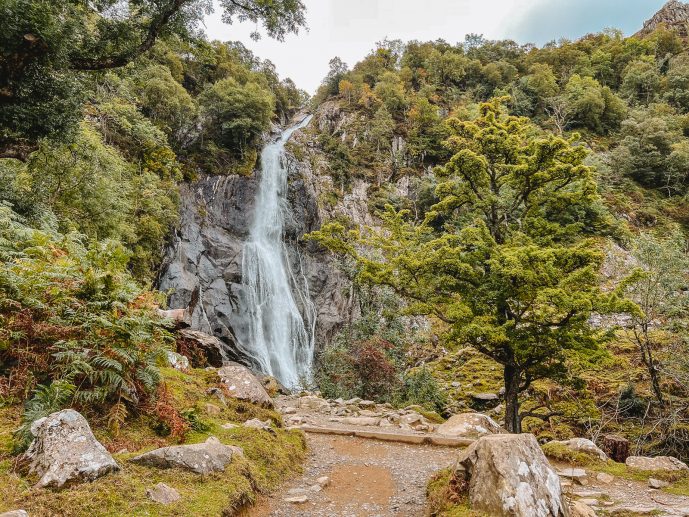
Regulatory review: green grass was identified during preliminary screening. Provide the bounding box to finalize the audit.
[0,368,306,516]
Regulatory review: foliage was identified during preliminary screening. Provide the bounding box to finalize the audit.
[0,204,170,447]
[311,99,626,432]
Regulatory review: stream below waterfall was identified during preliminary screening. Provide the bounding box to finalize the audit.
[238,116,316,388]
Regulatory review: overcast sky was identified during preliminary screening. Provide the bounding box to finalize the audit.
[204,0,667,94]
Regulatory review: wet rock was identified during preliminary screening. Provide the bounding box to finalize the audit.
[24,409,119,489]
[130,436,240,474]
[548,438,608,462]
[455,433,567,517]
[218,362,273,408]
[625,455,689,473]
[436,413,505,439]
[146,483,182,504]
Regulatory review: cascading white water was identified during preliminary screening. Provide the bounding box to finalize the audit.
[239,116,316,389]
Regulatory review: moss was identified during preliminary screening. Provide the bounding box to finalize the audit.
[426,468,488,517]
[0,368,306,516]
[541,442,600,467]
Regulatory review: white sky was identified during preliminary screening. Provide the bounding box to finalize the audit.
[204,0,667,94]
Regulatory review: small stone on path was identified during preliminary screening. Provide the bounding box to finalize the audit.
[284,495,309,504]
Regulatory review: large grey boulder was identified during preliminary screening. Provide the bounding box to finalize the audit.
[437,413,505,439]
[131,436,241,474]
[24,409,119,489]
[218,362,273,408]
[625,455,689,473]
[456,433,567,517]
[548,438,608,462]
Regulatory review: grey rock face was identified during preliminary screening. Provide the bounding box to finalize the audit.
[636,1,689,38]
[456,433,567,517]
[158,118,354,375]
[130,436,240,474]
[24,409,119,489]
[218,362,274,408]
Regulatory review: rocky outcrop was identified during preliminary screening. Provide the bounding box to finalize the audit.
[455,434,567,517]
[131,436,241,474]
[636,1,689,38]
[625,455,689,473]
[436,413,505,439]
[24,409,119,489]
[158,115,355,375]
[177,328,227,367]
[218,362,274,408]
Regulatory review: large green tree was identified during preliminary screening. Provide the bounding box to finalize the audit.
[312,99,619,432]
[0,0,306,158]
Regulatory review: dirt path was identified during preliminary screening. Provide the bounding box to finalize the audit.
[249,432,454,517]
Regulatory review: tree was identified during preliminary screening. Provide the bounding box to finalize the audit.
[620,60,661,104]
[0,0,306,158]
[199,78,275,156]
[619,233,689,406]
[563,74,626,134]
[311,99,616,432]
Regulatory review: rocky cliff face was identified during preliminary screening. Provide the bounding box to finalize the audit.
[158,113,357,369]
[636,1,689,38]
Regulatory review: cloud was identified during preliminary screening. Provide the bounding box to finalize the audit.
[501,0,667,44]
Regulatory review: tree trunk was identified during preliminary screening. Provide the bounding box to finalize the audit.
[504,363,521,433]
[602,434,630,463]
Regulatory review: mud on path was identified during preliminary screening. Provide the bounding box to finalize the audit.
[249,433,455,517]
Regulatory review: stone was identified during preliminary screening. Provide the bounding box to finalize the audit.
[558,468,588,485]
[339,416,381,426]
[130,436,240,474]
[299,396,330,412]
[596,472,614,484]
[177,329,227,368]
[284,495,309,504]
[0,511,29,517]
[455,433,567,517]
[472,392,499,402]
[218,363,273,408]
[451,382,461,388]
[648,477,670,489]
[146,483,181,504]
[436,413,505,439]
[204,403,222,416]
[316,476,330,487]
[243,418,275,433]
[345,397,362,405]
[221,423,238,430]
[549,438,608,462]
[626,455,689,473]
[166,351,190,370]
[282,407,298,415]
[308,484,322,492]
[24,409,119,489]
[399,412,431,431]
[569,500,598,517]
[358,400,376,409]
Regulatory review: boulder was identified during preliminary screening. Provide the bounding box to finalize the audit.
[0,511,29,517]
[455,434,567,517]
[648,477,670,489]
[437,413,505,439]
[146,483,182,504]
[178,329,227,368]
[399,412,432,431]
[24,409,119,489]
[299,395,330,412]
[130,436,240,474]
[595,472,614,484]
[218,362,273,408]
[243,418,275,433]
[166,351,190,370]
[548,438,608,462]
[569,500,598,517]
[625,455,689,473]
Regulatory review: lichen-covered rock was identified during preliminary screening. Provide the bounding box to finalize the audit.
[166,350,190,370]
[437,413,505,439]
[146,482,182,504]
[456,433,567,517]
[130,436,240,474]
[548,438,608,462]
[218,362,273,408]
[24,409,119,489]
[625,455,689,473]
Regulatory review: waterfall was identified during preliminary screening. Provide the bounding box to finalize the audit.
[238,116,316,389]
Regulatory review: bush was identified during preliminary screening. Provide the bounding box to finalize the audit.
[395,367,447,414]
